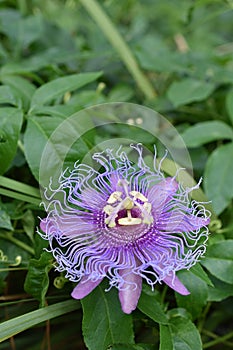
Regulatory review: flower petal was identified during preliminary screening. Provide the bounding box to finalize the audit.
[71,276,103,299]
[159,211,210,232]
[147,177,179,212]
[118,270,142,314]
[163,273,190,295]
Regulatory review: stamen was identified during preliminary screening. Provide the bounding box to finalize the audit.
[104,180,153,228]
[130,191,148,203]
[107,191,122,204]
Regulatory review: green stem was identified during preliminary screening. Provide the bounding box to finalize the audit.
[17,139,25,154]
[17,0,28,15]
[197,302,211,332]
[0,267,28,272]
[0,233,35,255]
[0,176,40,198]
[203,330,233,348]
[80,0,156,100]
[0,188,41,206]
[202,329,233,347]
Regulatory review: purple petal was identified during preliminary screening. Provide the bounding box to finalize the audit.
[71,276,103,299]
[147,177,179,211]
[118,270,142,314]
[163,274,190,295]
[159,211,210,232]
[40,219,47,233]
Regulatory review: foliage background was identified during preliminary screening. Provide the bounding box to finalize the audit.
[0,0,233,349]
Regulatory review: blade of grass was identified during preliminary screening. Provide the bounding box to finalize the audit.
[0,188,41,206]
[0,176,40,198]
[0,300,80,342]
[80,0,156,100]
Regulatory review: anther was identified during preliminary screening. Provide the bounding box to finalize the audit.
[130,191,148,203]
[107,191,122,204]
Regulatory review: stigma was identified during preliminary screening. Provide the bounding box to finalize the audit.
[103,180,153,227]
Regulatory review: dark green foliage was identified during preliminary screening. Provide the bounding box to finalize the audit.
[0,0,233,349]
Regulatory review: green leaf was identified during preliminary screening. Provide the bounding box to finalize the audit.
[226,88,233,125]
[159,325,173,350]
[0,85,21,107]
[204,142,233,214]
[179,121,233,148]
[167,78,215,107]
[81,282,134,350]
[24,116,63,181]
[175,270,208,320]
[24,116,60,181]
[108,345,145,350]
[137,290,168,324]
[0,202,13,231]
[189,263,213,287]
[0,107,23,174]
[30,72,102,108]
[207,276,233,302]
[201,240,233,284]
[22,209,35,242]
[167,309,202,350]
[0,299,80,342]
[1,75,36,110]
[24,115,93,183]
[24,251,53,307]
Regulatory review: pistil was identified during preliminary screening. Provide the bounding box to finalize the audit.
[103,181,153,228]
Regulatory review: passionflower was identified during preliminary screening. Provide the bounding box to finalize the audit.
[40,144,210,314]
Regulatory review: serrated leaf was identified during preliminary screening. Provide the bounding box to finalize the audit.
[175,270,208,320]
[0,107,23,174]
[30,72,102,108]
[81,282,134,350]
[179,121,233,148]
[137,290,168,324]
[167,309,202,350]
[167,78,215,107]
[24,251,53,307]
[201,240,233,284]
[204,142,233,214]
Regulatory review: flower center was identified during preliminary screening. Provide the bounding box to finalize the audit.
[103,180,153,228]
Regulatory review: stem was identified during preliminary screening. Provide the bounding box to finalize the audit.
[203,330,233,348]
[160,285,168,305]
[0,267,28,272]
[0,233,35,255]
[202,329,233,347]
[0,176,40,198]
[17,140,25,155]
[17,0,28,15]
[80,0,156,100]
[0,188,41,206]
[197,302,211,332]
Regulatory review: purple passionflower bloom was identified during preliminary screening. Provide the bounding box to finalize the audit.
[40,144,210,314]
